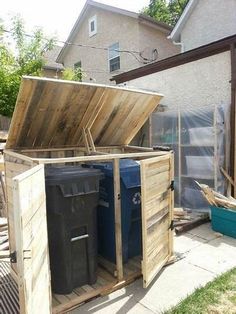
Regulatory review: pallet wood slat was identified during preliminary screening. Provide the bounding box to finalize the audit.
[13,165,51,313]
[198,182,236,209]
[113,158,123,280]
[6,77,163,150]
[140,155,173,288]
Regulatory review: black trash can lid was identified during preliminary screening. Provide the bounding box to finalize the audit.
[45,165,103,184]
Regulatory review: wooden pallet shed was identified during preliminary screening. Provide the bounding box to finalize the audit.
[4,76,174,313]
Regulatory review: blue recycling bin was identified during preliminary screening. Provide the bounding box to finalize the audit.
[90,159,142,263]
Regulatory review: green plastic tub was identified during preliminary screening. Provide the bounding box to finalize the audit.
[210,206,236,239]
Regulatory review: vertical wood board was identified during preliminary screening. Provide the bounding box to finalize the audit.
[140,154,173,288]
[13,164,51,314]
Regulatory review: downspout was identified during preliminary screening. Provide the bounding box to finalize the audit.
[167,35,185,53]
[173,41,185,53]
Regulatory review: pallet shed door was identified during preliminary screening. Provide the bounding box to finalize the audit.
[13,165,51,314]
[140,154,174,288]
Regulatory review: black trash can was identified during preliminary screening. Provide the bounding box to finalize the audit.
[45,165,103,294]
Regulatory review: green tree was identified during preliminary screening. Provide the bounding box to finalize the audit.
[62,67,82,82]
[143,0,189,26]
[0,16,55,117]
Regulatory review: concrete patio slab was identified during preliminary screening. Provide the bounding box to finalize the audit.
[72,223,236,314]
[173,232,207,254]
[187,223,223,241]
[185,234,236,275]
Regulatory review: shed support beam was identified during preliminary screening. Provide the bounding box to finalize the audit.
[230,43,236,196]
[113,158,123,280]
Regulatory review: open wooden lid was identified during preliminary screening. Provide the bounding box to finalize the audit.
[6,76,163,149]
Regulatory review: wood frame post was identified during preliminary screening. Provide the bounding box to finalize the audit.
[168,153,174,258]
[230,43,236,196]
[113,158,123,280]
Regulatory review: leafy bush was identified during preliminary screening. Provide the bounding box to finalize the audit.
[0,16,55,117]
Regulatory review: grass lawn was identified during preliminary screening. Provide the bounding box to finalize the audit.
[165,267,236,314]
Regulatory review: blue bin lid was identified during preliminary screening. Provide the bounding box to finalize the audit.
[89,159,140,188]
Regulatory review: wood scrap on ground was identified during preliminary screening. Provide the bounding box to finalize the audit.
[0,218,9,259]
[196,181,236,210]
[173,208,192,230]
[175,214,210,235]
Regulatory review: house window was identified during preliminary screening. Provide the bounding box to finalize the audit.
[89,15,97,37]
[108,42,120,72]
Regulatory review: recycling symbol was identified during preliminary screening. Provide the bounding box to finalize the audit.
[132,192,141,205]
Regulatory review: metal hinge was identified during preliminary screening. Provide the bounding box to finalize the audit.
[10,251,17,263]
[169,180,174,191]
[169,220,174,231]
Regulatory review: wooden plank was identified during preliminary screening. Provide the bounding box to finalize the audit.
[175,216,210,235]
[168,153,174,258]
[89,89,121,144]
[94,91,135,144]
[38,84,84,148]
[110,96,161,146]
[82,128,91,154]
[140,154,173,288]
[220,167,236,189]
[6,79,37,149]
[6,77,163,149]
[31,151,170,164]
[113,158,123,280]
[13,165,51,314]
[87,129,96,152]
[4,150,36,163]
[52,268,141,314]
[0,250,10,258]
[73,87,107,146]
[4,158,35,275]
[20,146,122,153]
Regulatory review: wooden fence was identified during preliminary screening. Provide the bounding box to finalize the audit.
[0,116,11,131]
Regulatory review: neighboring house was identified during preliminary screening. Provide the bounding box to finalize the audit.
[56,0,179,84]
[43,45,64,78]
[169,0,236,52]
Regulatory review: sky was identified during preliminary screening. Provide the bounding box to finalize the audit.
[1,0,150,42]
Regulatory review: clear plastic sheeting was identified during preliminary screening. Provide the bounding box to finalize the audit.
[151,104,230,211]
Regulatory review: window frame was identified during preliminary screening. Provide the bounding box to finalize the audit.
[108,42,120,73]
[88,15,97,37]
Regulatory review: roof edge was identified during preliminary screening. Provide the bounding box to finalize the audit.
[111,33,236,84]
[169,0,199,42]
[138,14,173,33]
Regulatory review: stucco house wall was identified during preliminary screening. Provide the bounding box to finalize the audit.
[61,5,179,84]
[124,51,231,111]
[181,0,236,51]
[63,6,140,84]
[138,23,179,60]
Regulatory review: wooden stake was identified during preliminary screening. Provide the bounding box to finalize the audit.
[87,129,96,152]
[82,128,91,155]
[220,167,236,189]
